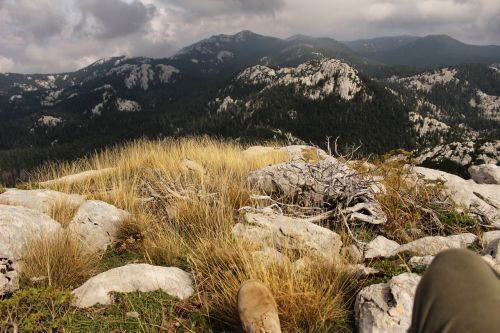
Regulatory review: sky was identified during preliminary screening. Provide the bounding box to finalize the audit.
[1,0,500,73]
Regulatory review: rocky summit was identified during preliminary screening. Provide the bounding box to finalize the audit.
[1,140,499,331]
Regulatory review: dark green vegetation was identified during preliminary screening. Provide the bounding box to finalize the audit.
[1,31,499,184]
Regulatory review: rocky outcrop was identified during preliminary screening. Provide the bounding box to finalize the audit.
[251,247,289,267]
[0,204,63,296]
[0,188,85,215]
[397,234,474,256]
[364,236,400,259]
[355,273,421,333]
[469,164,500,184]
[72,264,194,308]
[483,230,500,245]
[411,167,500,227]
[248,152,387,225]
[365,234,476,259]
[0,204,62,260]
[236,59,364,101]
[233,211,342,260]
[408,255,435,267]
[68,200,130,252]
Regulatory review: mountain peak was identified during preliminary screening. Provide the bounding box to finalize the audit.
[287,34,314,41]
[420,34,465,45]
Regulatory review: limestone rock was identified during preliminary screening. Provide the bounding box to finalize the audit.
[408,255,435,267]
[248,153,387,225]
[468,164,500,184]
[484,238,500,258]
[365,234,474,259]
[251,247,288,267]
[345,244,364,263]
[364,236,400,259]
[483,230,500,245]
[68,200,130,251]
[446,233,478,247]
[411,167,500,227]
[349,264,379,276]
[0,204,62,259]
[395,234,471,256]
[0,188,85,215]
[39,168,116,187]
[0,257,17,297]
[233,212,342,260]
[355,273,421,333]
[482,255,500,273]
[72,264,194,308]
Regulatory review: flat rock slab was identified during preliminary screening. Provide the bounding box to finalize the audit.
[396,234,476,256]
[39,168,116,187]
[408,255,435,267]
[364,236,400,259]
[68,200,130,252]
[233,212,342,260]
[72,264,194,308]
[0,204,62,297]
[364,233,476,259]
[0,188,85,215]
[0,204,62,259]
[412,167,500,227]
[355,273,421,333]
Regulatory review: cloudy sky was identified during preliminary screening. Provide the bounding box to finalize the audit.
[1,0,500,73]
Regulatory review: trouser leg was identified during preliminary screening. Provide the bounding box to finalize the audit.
[409,249,500,333]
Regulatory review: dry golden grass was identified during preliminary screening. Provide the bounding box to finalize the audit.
[20,231,99,289]
[27,138,362,331]
[369,153,477,244]
[191,238,356,332]
[48,199,81,228]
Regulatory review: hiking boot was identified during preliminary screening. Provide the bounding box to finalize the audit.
[237,279,282,333]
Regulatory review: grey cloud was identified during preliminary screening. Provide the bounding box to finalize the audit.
[77,0,156,39]
[1,0,68,40]
[1,0,500,74]
[166,0,284,19]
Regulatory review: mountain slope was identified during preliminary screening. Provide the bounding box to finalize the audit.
[207,58,414,152]
[344,35,419,54]
[365,35,500,67]
[0,31,499,174]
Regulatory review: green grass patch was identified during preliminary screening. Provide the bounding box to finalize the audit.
[100,249,144,271]
[431,205,479,234]
[1,288,216,332]
[69,291,214,332]
[0,288,73,332]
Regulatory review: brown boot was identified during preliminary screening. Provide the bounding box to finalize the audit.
[237,279,282,333]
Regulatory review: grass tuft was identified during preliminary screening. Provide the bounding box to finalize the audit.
[48,199,81,228]
[20,231,99,289]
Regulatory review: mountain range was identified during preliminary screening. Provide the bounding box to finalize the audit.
[0,30,499,179]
